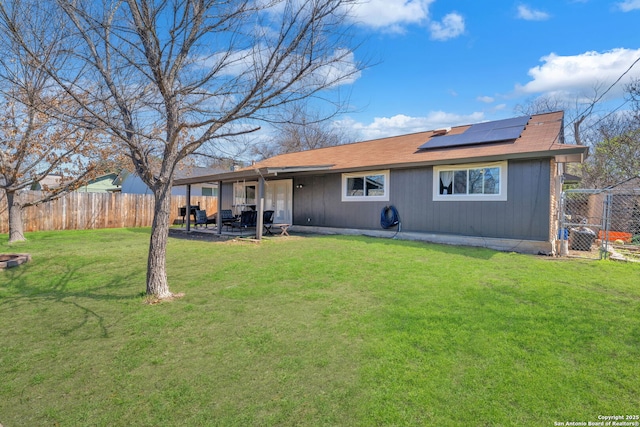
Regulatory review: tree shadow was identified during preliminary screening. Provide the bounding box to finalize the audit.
[310,233,501,260]
[1,261,145,339]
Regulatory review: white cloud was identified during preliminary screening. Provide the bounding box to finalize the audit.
[517,48,640,100]
[348,0,464,39]
[349,0,434,32]
[198,46,360,87]
[477,95,495,103]
[200,48,255,77]
[617,0,640,11]
[429,13,465,41]
[312,49,362,87]
[336,111,485,140]
[517,5,551,21]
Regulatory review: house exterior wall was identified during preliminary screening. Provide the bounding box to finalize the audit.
[217,159,553,243]
[291,159,552,241]
[220,182,235,210]
[76,174,120,193]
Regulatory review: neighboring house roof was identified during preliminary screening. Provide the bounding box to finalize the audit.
[31,174,63,190]
[175,166,228,180]
[77,172,121,193]
[126,166,227,193]
[175,111,588,186]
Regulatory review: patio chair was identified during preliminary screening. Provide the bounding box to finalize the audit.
[194,209,213,228]
[231,210,257,234]
[263,210,275,235]
[219,209,237,230]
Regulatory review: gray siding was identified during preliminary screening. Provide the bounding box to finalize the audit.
[292,174,388,229]
[220,183,235,210]
[292,159,551,241]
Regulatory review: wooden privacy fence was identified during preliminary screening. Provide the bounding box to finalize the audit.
[0,191,218,234]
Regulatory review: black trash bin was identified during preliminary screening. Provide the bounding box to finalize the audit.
[570,228,596,251]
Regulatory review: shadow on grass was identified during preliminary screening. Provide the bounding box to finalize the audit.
[167,228,236,243]
[308,233,501,260]
[1,261,143,338]
[166,228,502,260]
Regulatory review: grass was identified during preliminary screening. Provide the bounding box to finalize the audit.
[1,228,639,426]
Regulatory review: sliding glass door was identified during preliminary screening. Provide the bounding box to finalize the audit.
[233,179,292,224]
[266,180,292,224]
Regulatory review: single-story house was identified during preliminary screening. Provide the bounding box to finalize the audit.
[174,111,588,254]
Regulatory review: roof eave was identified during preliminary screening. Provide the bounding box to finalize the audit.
[174,168,272,186]
[173,145,588,185]
[173,165,335,186]
[320,146,590,173]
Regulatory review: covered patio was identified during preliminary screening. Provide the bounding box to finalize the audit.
[169,222,290,242]
[173,166,308,240]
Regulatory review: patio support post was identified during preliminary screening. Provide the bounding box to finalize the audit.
[256,176,265,240]
[217,180,222,235]
[186,184,191,231]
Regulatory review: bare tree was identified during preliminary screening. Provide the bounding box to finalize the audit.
[626,77,640,120]
[250,103,354,159]
[580,113,640,187]
[513,93,591,145]
[3,0,362,300]
[513,95,568,117]
[0,1,106,243]
[517,83,640,188]
[578,81,640,187]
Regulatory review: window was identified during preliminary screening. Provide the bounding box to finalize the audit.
[233,182,257,209]
[201,186,218,197]
[433,161,507,201]
[342,170,389,202]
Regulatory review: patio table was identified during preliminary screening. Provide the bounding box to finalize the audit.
[271,223,290,236]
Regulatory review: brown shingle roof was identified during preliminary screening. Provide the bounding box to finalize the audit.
[175,111,588,185]
[248,111,583,172]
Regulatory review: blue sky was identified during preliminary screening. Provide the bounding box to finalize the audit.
[331,0,640,141]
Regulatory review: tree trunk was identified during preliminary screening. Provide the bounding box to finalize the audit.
[7,191,26,243]
[146,182,174,300]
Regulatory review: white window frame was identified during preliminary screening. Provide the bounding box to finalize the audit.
[433,161,508,202]
[342,170,390,202]
[233,181,258,210]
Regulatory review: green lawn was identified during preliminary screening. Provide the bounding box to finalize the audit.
[1,229,639,426]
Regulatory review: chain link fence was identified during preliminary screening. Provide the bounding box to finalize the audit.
[560,188,640,261]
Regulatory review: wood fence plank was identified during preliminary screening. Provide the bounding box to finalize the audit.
[0,191,217,234]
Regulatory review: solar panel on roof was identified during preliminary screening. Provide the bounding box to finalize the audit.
[466,115,530,132]
[422,133,482,149]
[483,126,524,142]
[418,115,530,150]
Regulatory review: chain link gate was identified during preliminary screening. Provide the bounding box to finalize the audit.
[560,187,640,261]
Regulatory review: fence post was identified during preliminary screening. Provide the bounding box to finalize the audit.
[601,192,613,260]
[560,191,569,256]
